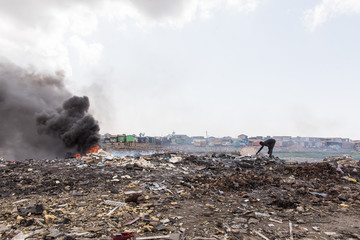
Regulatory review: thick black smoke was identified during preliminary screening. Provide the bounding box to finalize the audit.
[36,96,100,154]
[0,60,100,159]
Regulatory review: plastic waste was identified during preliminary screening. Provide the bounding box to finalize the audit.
[336,167,344,174]
[340,203,350,207]
[342,176,357,183]
[169,156,182,163]
[77,164,88,168]
[105,200,127,208]
[111,232,135,240]
[309,192,328,197]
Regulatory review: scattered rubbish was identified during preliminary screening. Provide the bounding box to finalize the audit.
[284,159,298,165]
[136,233,180,240]
[0,152,359,240]
[338,196,347,201]
[309,192,328,197]
[289,221,293,240]
[105,200,127,208]
[255,212,270,217]
[323,155,357,167]
[12,229,45,240]
[13,199,30,204]
[146,182,168,191]
[17,204,44,217]
[125,193,143,203]
[47,228,64,239]
[124,190,143,195]
[135,157,155,168]
[296,206,304,212]
[70,230,91,237]
[169,156,182,163]
[124,217,140,226]
[0,224,10,233]
[155,224,167,231]
[312,226,320,232]
[248,218,259,224]
[254,230,270,240]
[239,147,257,156]
[160,218,170,224]
[44,214,57,224]
[107,206,119,216]
[342,176,357,183]
[269,218,283,224]
[111,232,136,240]
[324,232,338,236]
[34,218,46,227]
[77,164,88,168]
[121,175,132,179]
[296,219,305,224]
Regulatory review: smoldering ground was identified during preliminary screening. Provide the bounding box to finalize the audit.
[0,60,100,160]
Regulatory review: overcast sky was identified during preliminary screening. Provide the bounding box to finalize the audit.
[1,0,360,139]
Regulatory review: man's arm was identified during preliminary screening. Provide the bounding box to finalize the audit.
[256,146,264,155]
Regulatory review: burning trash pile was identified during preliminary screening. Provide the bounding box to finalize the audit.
[0,152,360,239]
[71,146,156,169]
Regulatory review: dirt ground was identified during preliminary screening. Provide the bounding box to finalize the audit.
[0,152,360,240]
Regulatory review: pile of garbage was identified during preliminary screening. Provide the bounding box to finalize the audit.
[323,155,358,168]
[0,153,359,239]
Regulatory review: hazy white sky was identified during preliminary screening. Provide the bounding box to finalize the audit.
[1,0,360,139]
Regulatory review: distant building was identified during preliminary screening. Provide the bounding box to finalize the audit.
[193,139,207,147]
[237,134,246,139]
[171,134,191,145]
[273,136,291,141]
[192,136,205,140]
[247,136,263,146]
[237,134,248,145]
[110,135,117,143]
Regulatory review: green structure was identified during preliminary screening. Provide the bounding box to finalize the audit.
[126,135,135,142]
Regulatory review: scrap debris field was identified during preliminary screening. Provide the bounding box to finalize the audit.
[0,152,360,240]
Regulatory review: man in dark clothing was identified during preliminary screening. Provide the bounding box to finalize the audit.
[256,138,276,158]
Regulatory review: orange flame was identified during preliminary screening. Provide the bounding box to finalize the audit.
[73,145,100,158]
[87,145,100,153]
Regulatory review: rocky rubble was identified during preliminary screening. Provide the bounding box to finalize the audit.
[0,153,359,239]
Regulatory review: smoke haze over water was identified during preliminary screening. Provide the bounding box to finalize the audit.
[0,60,100,160]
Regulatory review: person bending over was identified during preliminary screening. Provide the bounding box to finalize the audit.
[256,138,276,158]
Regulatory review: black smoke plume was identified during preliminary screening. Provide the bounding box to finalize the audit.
[36,96,100,154]
[0,60,100,159]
